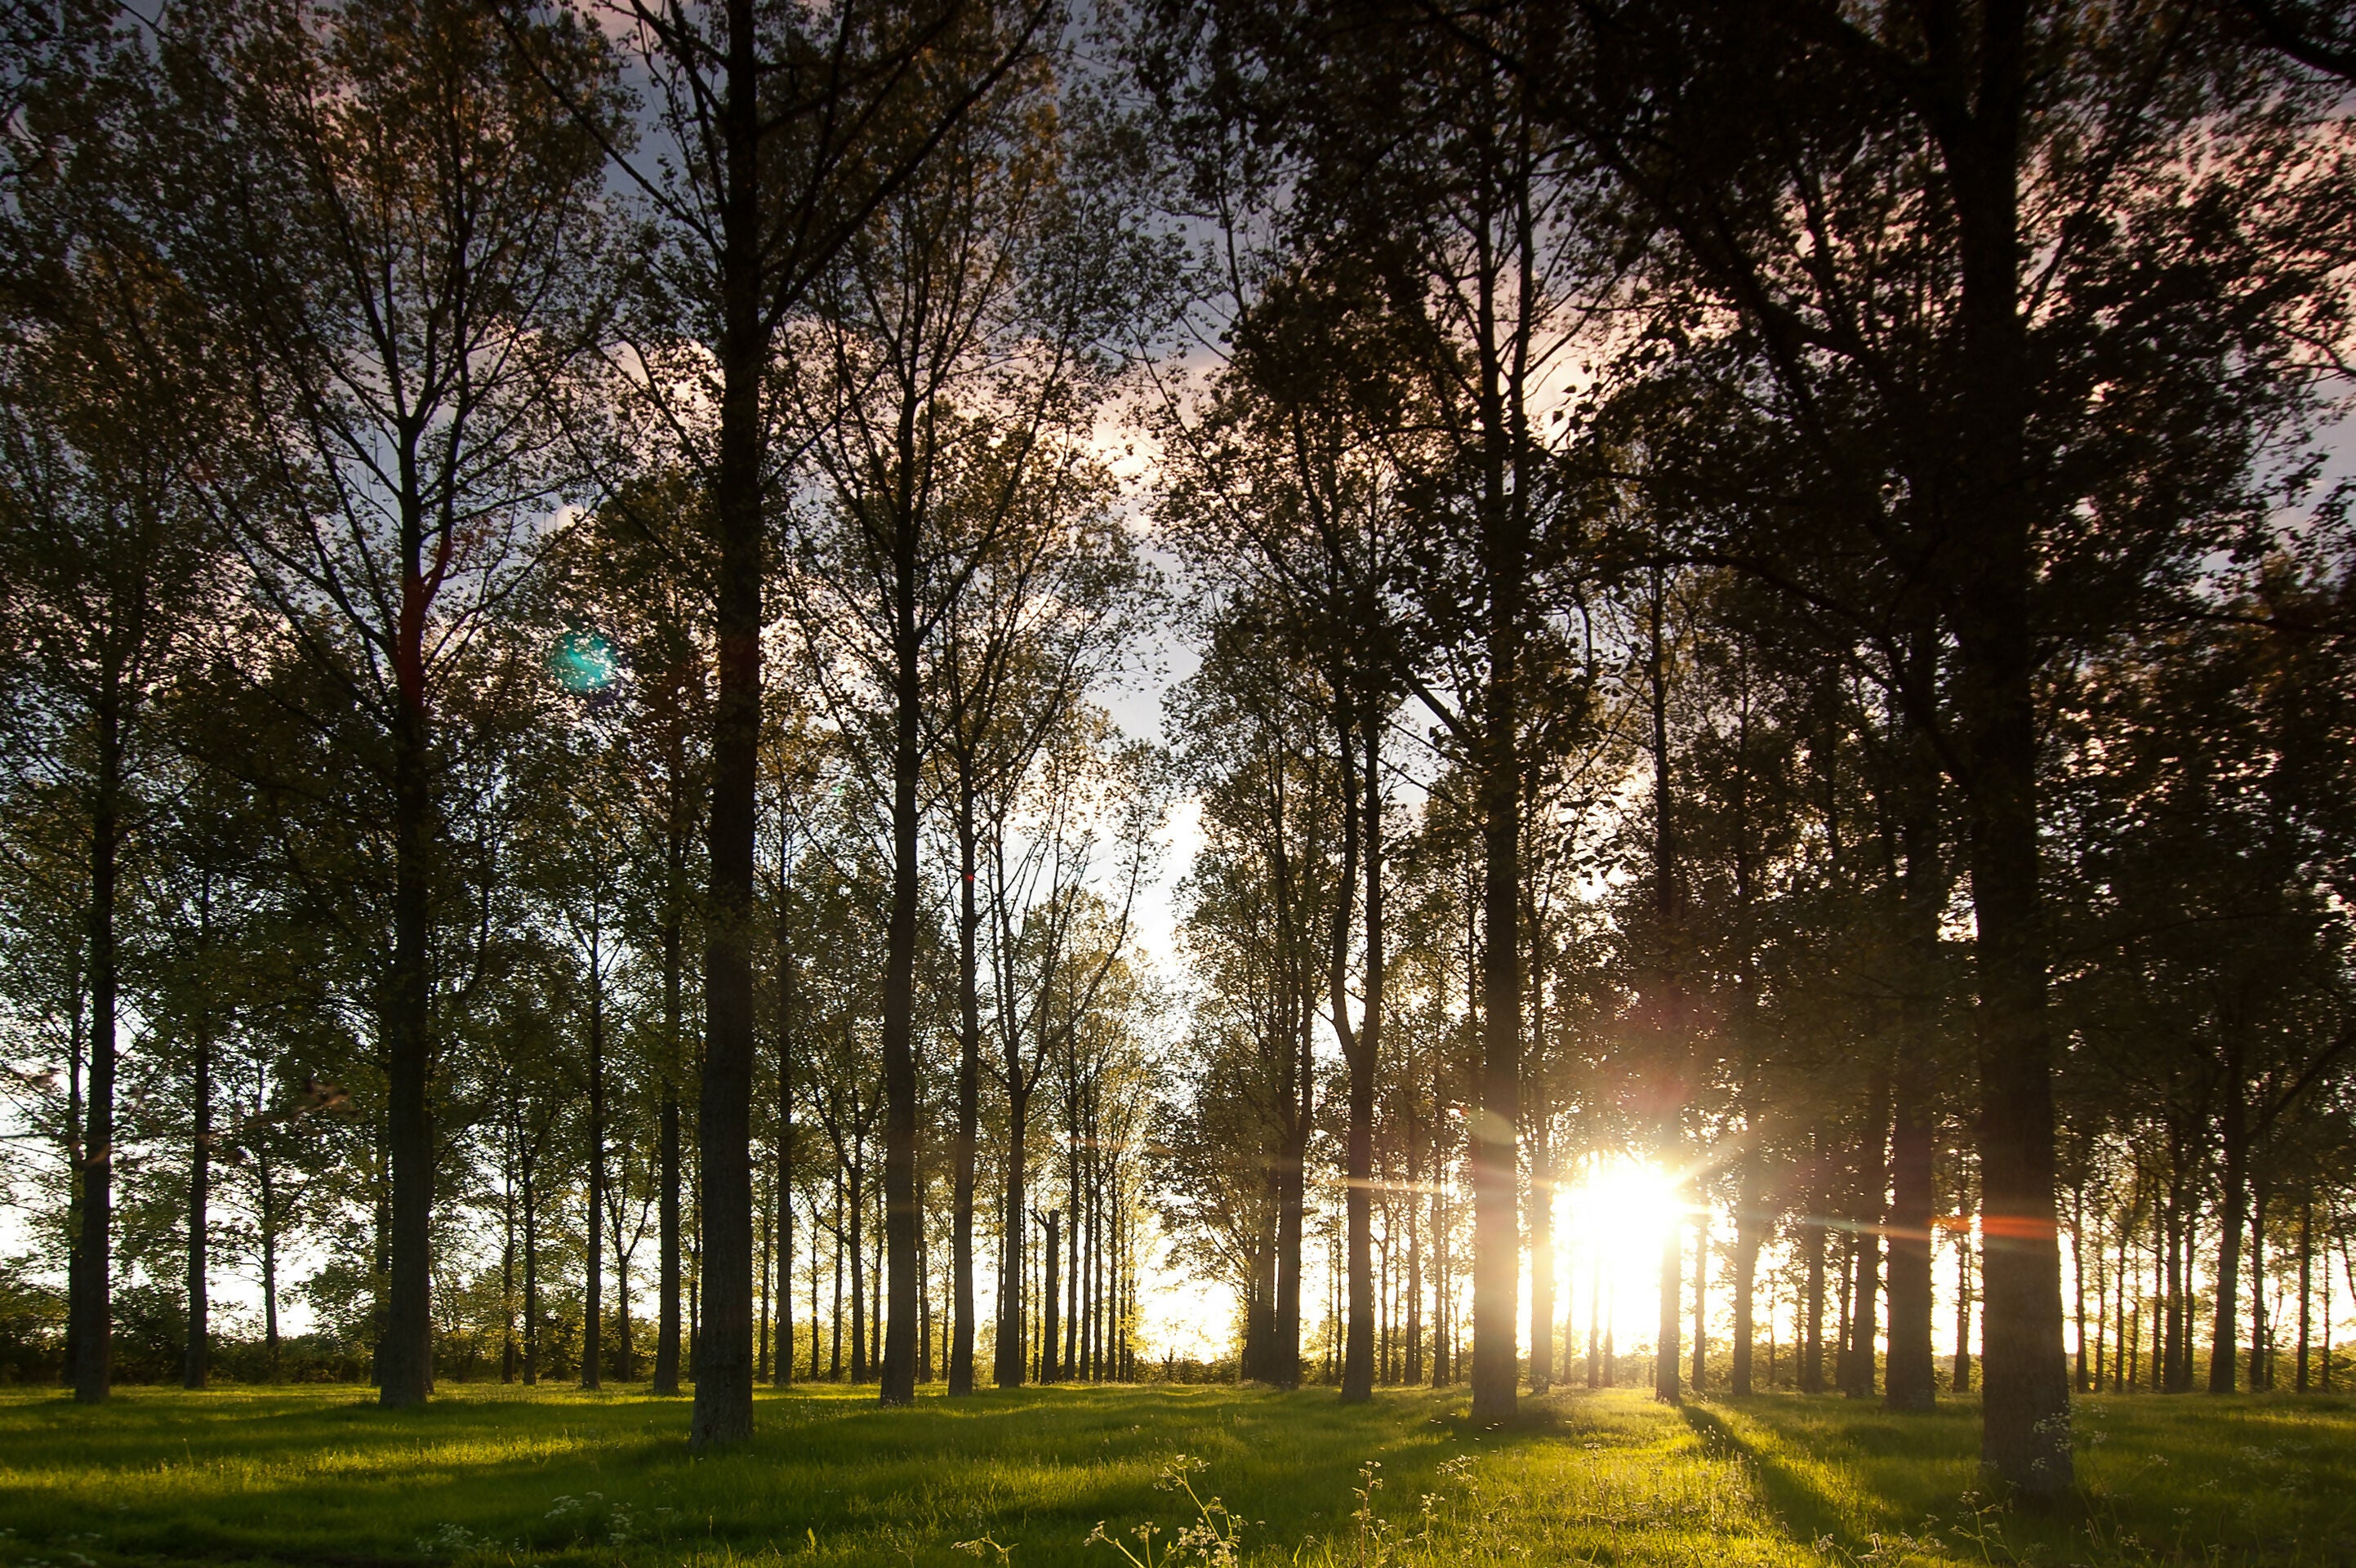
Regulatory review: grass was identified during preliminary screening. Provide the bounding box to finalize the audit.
[0,1381,2350,1567]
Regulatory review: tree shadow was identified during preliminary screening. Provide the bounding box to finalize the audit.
[1678,1398,1855,1550]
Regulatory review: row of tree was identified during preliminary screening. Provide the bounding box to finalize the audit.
[4,0,2356,1512]
[1125,0,2356,1506]
[0,0,1187,1437]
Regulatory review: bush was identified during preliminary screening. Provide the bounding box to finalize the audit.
[0,1257,63,1384]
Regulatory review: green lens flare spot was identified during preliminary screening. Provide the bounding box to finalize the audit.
[550,629,616,693]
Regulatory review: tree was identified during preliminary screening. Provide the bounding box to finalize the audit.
[0,29,232,1396]
[778,56,1145,1400]
[549,0,1049,1445]
[1523,0,2349,1490]
[169,0,619,1407]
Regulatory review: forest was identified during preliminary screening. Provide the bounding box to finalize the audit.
[2,0,2356,1560]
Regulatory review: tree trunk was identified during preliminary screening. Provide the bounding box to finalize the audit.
[380,507,436,1409]
[60,953,85,1391]
[843,1167,853,1374]
[1586,1246,1602,1388]
[1339,715,1379,1404]
[2298,1194,2314,1392]
[690,0,764,1451]
[850,1162,867,1380]
[261,1156,282,1382]
[502,1149,518,1383]
[1037,1209,1061,1383]
[878,461,922,1408]
[2072,1187,2088,1395]
[2211,1082,2249,1393]
[2249,1182,2269,1392]
[523,1156,540,1384]
[1955,1227,1974,1393]
[2125,1234,2136,1394]
[184,919,212,1392]
[616,1247,635,1380]
[995,1082,1031,1387]
[1430,1151,1448,1388]
[1649,569,1684,1406]
[1406,1089,1423,1386]
[2158,1199,2175,1391]
[1656,1220,1683,1403]
[1886,1056,1935,1410]
[585,926,605,1391]
[656,833,685,1395]
[1886,747,1940,1412]
[1946,49,2074,1496]
[1242,1188,1276,1383]
[1844,1063,1889,1400]
[71,687,121,1405]
[1074,1092,1088,1374]
[1802,1158,1826,1395]
[1732,1157,1761,1396]
[774,913,794,1388]
[920,1214,934,1381]
[1691,1205,1708,1392]
[1530,1129,1555,1395]
[1469,460,1524,1427]
[1274,1046,1308,1389]
[950,777,982,1396]
[2091,1231,2105,1392]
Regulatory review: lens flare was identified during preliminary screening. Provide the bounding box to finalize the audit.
[1565,1155,1681,1278]
[549,628,616,693]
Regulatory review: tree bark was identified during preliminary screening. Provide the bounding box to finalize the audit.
[379,532,435,1409]
[774,902,795,1388]
[655,759,687,1396]
[585,924,605,1391]
[1036,1209,1061,1383]
[2298,1193,2314,1392]
[523,1155,540,1384]
[2211,1078,2250,1393]
[1731,1156,1761,1396]
[690,0,764,1451]
[689,0,764,1442]
[1649,570,1683,1405]
[261,1154,282,1382]
[1690,1206,1708,1392]
[950,777,982,1396]
[1886,734,1940,1412]
[1942,7,2073,1491]
[184,890,212,1392]
[995,1081,1032,1387]
[1955,1225,1974,1393]
[1468,280,1526,1426]
[2249,1183,2269,1392]
[1337,711,1379,1403]
[1843,1065,1889,1400]
[878,433,922,1407]
[1802,1127,1827,1394]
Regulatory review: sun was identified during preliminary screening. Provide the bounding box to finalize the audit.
[1563,1154,1677,1262]
[1548,1153,1682,1334]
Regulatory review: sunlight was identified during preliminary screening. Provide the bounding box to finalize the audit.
[1564,1155,1681,1271]
[1545,1154,1683,1361]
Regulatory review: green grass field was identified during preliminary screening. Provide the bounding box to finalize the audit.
[0,1382,2349,1567]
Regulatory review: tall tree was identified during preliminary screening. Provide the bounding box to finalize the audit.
[781,58,1144,1400]
[555,0,1049,1446]
[171,0,619,1407]
[0,30,230,1397]
[1534,0,2348,1491]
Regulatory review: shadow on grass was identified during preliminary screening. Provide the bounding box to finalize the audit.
[0,1383,1501,1566]
[1679,1398,1853,1550]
